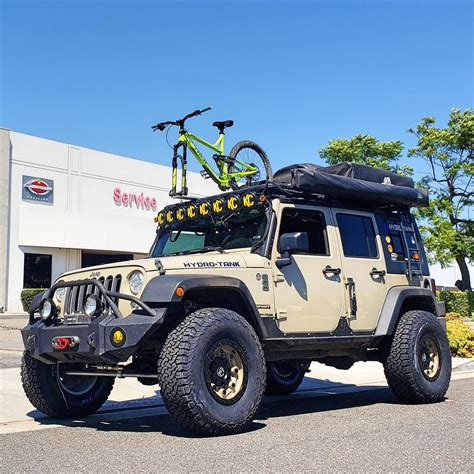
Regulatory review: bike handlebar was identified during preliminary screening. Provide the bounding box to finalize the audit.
[152,106,212,132]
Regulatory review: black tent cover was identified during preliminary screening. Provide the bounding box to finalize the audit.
[272,162,428,208]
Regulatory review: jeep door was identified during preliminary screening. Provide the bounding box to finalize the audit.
[331,210,388,331]
[272,204,345,333]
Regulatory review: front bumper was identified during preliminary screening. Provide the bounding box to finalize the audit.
[22,310,166,364]
[23,278,166,364]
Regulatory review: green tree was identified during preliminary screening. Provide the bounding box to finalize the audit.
[408,108,473,291]
[319,134,412,175]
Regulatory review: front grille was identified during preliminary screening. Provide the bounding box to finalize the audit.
[63,274,122,316]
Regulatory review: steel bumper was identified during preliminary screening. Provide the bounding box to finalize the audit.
[21,309,166,364]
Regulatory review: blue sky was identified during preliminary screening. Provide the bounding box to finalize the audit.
[1,0,472,176]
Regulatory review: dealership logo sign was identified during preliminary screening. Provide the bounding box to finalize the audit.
[24,179,52,195]
[22,175,54,203]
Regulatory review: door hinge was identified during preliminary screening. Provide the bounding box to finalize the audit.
[273,272,285,283]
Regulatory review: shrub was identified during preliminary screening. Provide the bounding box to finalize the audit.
[468,292,474,319]
[437,290,473,318]
[445,312,463,321]
[446,319,474,358]
[20,288,46,312]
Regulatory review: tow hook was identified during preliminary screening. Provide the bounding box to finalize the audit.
[52,336,80,350]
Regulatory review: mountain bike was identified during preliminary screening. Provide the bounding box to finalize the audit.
[152,106,272,197]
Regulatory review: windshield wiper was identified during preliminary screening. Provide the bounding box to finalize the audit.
[164,246,225,257]
[184,246,225,255]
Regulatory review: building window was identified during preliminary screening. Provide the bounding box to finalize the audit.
[337,213,378,258]
[23,253,52,288]
[81,252,134,268]
[278,208,329,255]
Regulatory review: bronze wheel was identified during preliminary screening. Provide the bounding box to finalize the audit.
[157,308,266,435]
[205,340,247,405]
[418,334,441,381]
[384,310,451,404]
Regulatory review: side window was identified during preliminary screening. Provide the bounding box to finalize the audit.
[278,208,329,255]
[337,213,378,258]
[382,217,408,262]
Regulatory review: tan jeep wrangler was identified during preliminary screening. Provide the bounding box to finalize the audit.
[21,163,450,436]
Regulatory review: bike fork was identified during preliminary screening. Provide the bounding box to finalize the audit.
[170,143,188,197]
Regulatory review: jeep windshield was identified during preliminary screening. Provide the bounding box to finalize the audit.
[150,205,269,257]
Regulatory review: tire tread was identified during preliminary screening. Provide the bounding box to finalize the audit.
[21,350,114,418]
[384,310,451,403]
[158,308,266,435]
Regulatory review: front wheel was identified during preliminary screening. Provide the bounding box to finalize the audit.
[158,308,266,435]
[21,351,114,418]
[228,140,273,189]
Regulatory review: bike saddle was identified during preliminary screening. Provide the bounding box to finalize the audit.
[212,120,234,132]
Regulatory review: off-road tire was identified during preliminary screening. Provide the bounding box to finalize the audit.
[266,360,308,396]
[21,350,114,418]
[157,308,266,436]
[384,310,451,403]
[228,140,273,189]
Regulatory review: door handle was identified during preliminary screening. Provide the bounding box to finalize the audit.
[322,266,341,275]
[370,268,386,277]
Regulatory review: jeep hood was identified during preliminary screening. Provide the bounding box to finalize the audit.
[59,251,264,279]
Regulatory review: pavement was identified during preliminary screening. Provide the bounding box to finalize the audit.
[1,312,473,471]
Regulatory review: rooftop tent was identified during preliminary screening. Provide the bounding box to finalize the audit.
[321,162,414,188]
[272,162,429,208]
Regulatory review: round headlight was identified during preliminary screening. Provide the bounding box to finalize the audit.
[84,294,102,317]
[39,299,56,320]
[129,271,144,295]
[55,287,67,303]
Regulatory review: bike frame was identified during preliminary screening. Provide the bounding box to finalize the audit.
[170,130,257,196]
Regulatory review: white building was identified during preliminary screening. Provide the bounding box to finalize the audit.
[0,129,214,312]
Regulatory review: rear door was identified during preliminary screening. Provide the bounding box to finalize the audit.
[332,210,388,332]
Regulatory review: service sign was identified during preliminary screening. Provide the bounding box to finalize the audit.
[155,192,266,226]
[22,175,54,204]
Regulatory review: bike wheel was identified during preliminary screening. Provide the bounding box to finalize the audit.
[228,141,272,190]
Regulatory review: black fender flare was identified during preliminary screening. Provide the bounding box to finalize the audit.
[374,286,442,336]
[141,274,267,338]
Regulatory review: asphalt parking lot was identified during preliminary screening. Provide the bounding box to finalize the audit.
[1,314,473,472]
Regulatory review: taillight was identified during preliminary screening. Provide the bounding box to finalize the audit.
[430,278,436,294]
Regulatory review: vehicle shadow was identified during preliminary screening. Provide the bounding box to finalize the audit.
[26,378,398,438]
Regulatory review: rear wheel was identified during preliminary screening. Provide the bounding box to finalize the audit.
[228,140,272,189]
[384,310,451,403]
[21,351,114,418]
[158,308,266,435]
[266,360,309,396]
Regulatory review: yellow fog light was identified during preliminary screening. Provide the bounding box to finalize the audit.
[111,328,126,347]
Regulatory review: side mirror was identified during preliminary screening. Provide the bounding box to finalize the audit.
[276,232,309,269]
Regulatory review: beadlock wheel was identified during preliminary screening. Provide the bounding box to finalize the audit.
[384,310,451,404]
[157,308,266,435]
[418,334,441,381]
[205,341,247,404]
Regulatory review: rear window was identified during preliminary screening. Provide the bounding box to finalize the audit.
[337,213,378,258]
